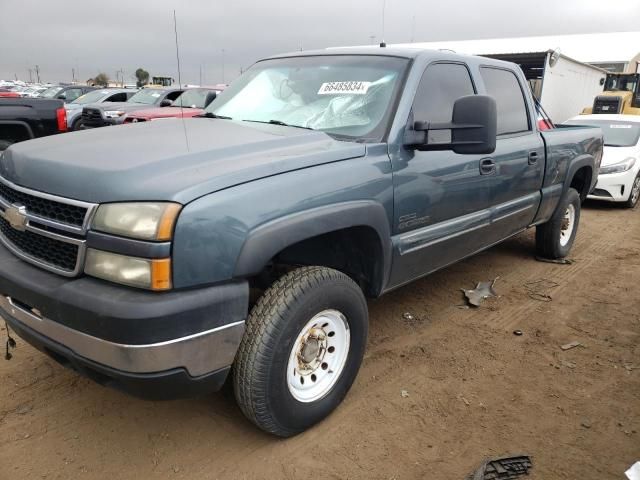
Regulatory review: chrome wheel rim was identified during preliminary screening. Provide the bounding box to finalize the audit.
[559,203,575,247]
[286,309,350,403]
[631,176,640,205]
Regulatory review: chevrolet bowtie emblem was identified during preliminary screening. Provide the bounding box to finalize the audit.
[4,204,27,231]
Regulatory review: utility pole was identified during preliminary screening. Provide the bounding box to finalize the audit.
[72,68,75,83]
[28,68,33,83]
[34,65,40,83]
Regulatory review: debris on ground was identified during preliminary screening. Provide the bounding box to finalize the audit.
[625,461,640,480]
[535,256,574,265]
[524,279,559,302]
[513,330,523,336]
[400,390,409,398]
[462,278,499,307]
[560,341,582,351]
[402,312,414,321]
[466,455,532,479]
[581,419,592,429]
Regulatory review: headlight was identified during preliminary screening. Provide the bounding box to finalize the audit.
[84,249,171,290]
[92,202,181,241]
[104,110,125,118]
[599,157,636,175]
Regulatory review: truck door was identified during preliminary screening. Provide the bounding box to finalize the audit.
[478,67,545,243]
[388,62,494,288]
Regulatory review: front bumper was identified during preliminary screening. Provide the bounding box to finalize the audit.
[587,170,637,202]
[0,244,248,398]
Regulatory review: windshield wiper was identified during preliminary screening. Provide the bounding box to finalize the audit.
[243,119,313,130]
[196,112,233,119]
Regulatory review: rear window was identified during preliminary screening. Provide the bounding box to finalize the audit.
[480,67,530,135]
[568,119,640,147]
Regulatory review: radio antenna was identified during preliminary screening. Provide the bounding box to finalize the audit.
[173,10,184,114]
[380,0,387,47]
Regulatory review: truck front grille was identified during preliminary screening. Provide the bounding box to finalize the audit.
[593,96,622,114]
[81,108,105,126]
[0,176,96,276]
[0,216,79,272]
[0,181,87,227]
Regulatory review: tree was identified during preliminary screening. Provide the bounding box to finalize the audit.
[135,68,150,87]
[93,73,110,87]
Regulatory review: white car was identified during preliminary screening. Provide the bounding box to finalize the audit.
[566,114,640,208]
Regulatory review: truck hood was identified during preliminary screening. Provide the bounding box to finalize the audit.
[0,118,365,204]
[601,145,638,167]
[126,106,204,120]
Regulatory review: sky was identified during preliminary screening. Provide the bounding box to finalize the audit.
[1,0,639,84]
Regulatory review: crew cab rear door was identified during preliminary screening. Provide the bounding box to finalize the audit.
[478,66,545,242]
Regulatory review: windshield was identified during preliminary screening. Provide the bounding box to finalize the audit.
[604,74,638,93]
[570,119,640,147]
[128,89,165,105]
[207,55,409,141]
[174,89,213,108]
[72,90,111,105]
[39,86,63,98]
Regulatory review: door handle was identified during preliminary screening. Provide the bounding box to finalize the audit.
[528,151,539,165]
[479,158,496,175]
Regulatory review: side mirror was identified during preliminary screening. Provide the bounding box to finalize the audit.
[204,91,217,107]
[405,95,497,155]
[160,99,173,107]
[57,93,67,100]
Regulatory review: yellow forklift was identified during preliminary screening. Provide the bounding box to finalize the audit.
[583,73,640,115]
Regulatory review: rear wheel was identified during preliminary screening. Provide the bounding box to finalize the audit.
[624,173,640,209]
[233,266,368,437]
[71,117,84,131]
[536,187,581,259]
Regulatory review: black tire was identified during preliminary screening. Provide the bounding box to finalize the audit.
[623,172,640,209]
[71,117,84,131]
[536,187,581,259]
[233,266,368,437]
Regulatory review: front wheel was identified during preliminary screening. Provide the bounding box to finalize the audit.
[233,266,368,437]
[624,172,640,209]
[536,187,581,259]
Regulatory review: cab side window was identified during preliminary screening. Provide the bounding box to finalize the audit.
[64,88,83,102]
[412,63,475,144]
[479,67,530,135]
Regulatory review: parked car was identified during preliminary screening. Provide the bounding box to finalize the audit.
[80,87,184,128]
[0,48,602,436]
[65,89,138,131]
[38,85,97,103]
[566,114,640,207]
[0,98,66,150]
[122,87,223,123]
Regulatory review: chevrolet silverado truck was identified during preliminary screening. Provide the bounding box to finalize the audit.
[0,48,602,437]
[0,97,67,150]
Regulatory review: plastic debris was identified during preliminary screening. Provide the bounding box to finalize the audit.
[400,390,409,398]
[513,330,523,336]
[466,455,532,480]
[625,461,640,480]
[402,312,415,321]
[535,256,574,265]
[462,278,499,307]
[560,341,581,351]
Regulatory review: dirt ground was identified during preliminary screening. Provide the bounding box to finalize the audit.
[1,202,639,480]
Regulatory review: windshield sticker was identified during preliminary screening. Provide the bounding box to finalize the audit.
[610,124,632,129]
[318,81,371,95]
[151,93,161,97]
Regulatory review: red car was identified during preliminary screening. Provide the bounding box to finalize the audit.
[123,86,224,123]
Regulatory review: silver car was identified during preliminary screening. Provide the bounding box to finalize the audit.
[65,88,137,130]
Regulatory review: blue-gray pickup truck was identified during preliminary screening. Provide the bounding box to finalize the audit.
[0,48,602,437]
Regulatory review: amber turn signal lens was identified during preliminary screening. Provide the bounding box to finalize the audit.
[151,258,172,291]
[157,204,182,241]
